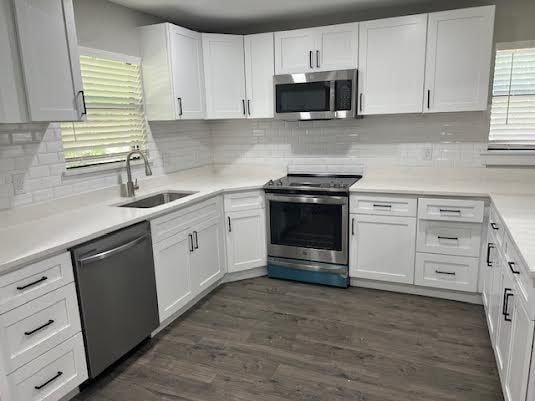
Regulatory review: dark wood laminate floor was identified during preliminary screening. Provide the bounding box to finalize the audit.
[75,277,503,401]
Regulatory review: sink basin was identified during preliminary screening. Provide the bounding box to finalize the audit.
[119,191,197,208]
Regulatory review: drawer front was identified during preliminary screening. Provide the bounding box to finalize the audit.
[350,195,417,217]
[0,253,74,315]
[5,333,87,401]
[417,220,482,257]
[224,191,265,212]
[0,284,82,373]
[505,236,534,309]
[151,196,222,243]
[415,253,479,292]
[418,198,484,223]
[489,206,505,248]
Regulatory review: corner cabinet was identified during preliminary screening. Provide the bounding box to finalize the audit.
[140,23,205,120]
[424,6,495,112]
[0,0,84,123]
[358,14,427,115]
[274,22,359,74]
[203,33,275,119]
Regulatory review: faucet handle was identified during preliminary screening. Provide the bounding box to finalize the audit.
[134,178,139,190]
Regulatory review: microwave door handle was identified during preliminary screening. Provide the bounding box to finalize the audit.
[330,80,335,115]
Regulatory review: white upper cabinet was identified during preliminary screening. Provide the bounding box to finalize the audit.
[202,33,247,119]
[424,6,495,113]
[274,23,358,74]
[140,23,205,120]
[0,0,83,123]
[358,14,427,115]
[244,33,275,119]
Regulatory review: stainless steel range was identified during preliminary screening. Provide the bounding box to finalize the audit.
[264,173,362,288]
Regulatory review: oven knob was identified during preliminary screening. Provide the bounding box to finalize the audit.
[329,181,336,188]
[267,179,274,186]
[276,180,283,186]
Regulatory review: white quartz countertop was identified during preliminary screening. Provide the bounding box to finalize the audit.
[1,165,535,280]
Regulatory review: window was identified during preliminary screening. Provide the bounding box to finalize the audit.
[61,49,147,168]
[489,46,535,149]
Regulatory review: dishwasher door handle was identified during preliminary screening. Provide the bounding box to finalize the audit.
[78,234,149,264]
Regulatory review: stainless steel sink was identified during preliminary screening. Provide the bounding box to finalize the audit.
[119,191,197,208]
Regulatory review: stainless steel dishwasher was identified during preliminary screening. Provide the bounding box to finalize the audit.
[71,221,159,379]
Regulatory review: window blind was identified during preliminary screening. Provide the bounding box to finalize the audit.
[61,54,147,168]
[489,47,535,149]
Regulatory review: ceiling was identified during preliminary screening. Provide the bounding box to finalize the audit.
[108,0,494,34]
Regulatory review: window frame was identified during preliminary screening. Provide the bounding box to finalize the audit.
[60,47,149,171]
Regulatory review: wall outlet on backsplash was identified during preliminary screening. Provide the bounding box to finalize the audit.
[12,173,25,195]
[422,147,433,161]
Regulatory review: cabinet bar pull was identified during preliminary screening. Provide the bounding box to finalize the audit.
[508,261,520,274]
[359,93,363,112]
[193,231,199,249]
[427,89,431,109]
[351,218,355,236]
[490,222,499,230]
[438,236,458,241]
[316,50,320,68]
[486,243,495,267]
[242,99,246,115]
[228,217,232,232]
[439,208,461,214]
[16,276,48,291]
[78,90,87,117]
[188,234,194,252]
[373,204,391,208]
[502,288,513,321]
[35,371,63,390]
[25,319,54,336]
[247,100,251,116]
[177,97,183,116]
[309,51,313,69]
[435,270,456,276]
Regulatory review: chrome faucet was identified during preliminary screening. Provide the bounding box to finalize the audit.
[122,150,152,197]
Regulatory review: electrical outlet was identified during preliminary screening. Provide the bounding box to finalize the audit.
[12,173,25,195]
[422,147,433,161]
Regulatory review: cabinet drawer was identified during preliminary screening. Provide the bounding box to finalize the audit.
[0,253,74,315]
[350,195,417,217]
[0,283,81,373]
[418,198,484,223]
[5,333,88,401]
[415,253,479,292]
[417,220,482,257]
[505,236,534,309]
[224,191,264,212]
[151,196,222,243]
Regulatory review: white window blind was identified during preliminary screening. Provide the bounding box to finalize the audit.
[489,47,535,149]
[61,54,147,168]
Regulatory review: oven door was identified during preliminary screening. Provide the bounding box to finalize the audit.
[266,193,349,265]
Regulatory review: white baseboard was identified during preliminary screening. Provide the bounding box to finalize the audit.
[350,277,483,304]
[223,266,267,283]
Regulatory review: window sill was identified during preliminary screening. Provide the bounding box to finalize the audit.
[63,159,152,177]
[481,150,535,167]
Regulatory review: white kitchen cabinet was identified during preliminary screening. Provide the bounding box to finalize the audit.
[274,23,358,74]
[244,33,275,118]
[350,214,416,284]
[358,14,427,115]
[495,259,514,375]
[202,34,247,119]
[152,230,193,322]
[504,295,533,401]
[140,23,205,120]
[424,6,495,112]
[482,240,495,310]
[226,209,267,273]
[190,217,226,293]
[0,0,83,123]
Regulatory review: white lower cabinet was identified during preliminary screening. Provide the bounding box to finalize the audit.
[414,253,478,292]
[225,209,267,273]
[350,214,416,284]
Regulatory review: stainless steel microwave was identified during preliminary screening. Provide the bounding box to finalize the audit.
[274,69,358,121]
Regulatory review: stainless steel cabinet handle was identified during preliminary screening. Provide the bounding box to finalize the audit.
[316,50,320,68]
[193,231,199,249]
[177,97,183,116]
[508,261,520,274]
[35,371,63,390]
[486,243,495,267]
[247,100,251,116]
[17,276,48,290]
[435,270,456,276]
[188,233,194,252]
[309,51,313,69]
[351,217,355,236]
[503,288,513,322]
[25,319,54,336]
[242,99,246,115]
[78,234,148,264]
[228,217,232,232]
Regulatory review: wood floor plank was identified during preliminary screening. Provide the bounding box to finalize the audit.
[75,277,503,401]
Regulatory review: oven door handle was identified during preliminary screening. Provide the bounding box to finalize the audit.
[265,193,348,205]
